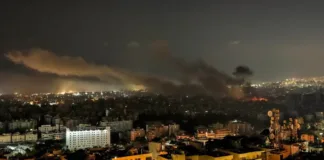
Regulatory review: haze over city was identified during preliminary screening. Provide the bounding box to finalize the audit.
[2,1,324,94]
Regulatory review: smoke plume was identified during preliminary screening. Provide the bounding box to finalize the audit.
[5,49,141,89]
[0,72,121,94]
[5,44,247,98]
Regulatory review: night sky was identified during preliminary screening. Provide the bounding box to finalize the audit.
[1,0,324,93]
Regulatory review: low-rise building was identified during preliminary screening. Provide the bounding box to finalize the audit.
[196,129,232,140]
[41,133,54,140]
[214,129,232,139]
[0,134,11,143]
[11,133,25,143]
[38,125,53,133]
[146,122,172,139]
[8,120,36,131]
[41,132,65,140]
[220,148,264,160]
[39,124,65,133]
[130,128,145,141]
[301,134,315,143]
[25,132,37,142]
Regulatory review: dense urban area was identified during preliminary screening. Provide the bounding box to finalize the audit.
[0,77,324,159]
[3,1,324,160]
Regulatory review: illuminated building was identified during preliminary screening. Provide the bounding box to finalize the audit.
[25,132,38,142]
[0,134,11,143]
[301,134,315,143]
[149,141,165,159]
[214,129,232,139]
[11,133,25,143]
[196,126,208,139]
[0,132,37,143]
[146,122,169,137]
[219,149,264,160]
[146,130,157,141]
[41,132,65,140]
[66,126,110,150]
[130,128,145,141]
[196,128,232,140]
[158,153,234,160]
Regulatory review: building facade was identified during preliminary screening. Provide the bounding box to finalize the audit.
[66,126,110,150]
[0,134,11,143]
[227,120,253,135]
[25,132,38,142]
[11,133,25,143]
[130,128,145,141]
[39,124,66,133]
[8,120,36,131]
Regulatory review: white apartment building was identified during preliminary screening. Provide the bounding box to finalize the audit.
[100,120,132,132]
[0,134,11,143]
[66,126,110,150]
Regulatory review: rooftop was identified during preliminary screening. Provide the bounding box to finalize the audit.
[207,151,231,157]
[159,154,172,159]
[67,126,108,131]
[226,148,263,154]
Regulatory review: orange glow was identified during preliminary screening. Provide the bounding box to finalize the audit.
[251,96,268,102]
[129,84,146,91]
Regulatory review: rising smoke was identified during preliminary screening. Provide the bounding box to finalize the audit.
[0,72,121,94]
[5,42,250,98]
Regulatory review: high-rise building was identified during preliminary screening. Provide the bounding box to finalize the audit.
[66,126,110,150]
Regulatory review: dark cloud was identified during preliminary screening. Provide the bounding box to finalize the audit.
[5,43,247,98]
[233,65,253,79]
